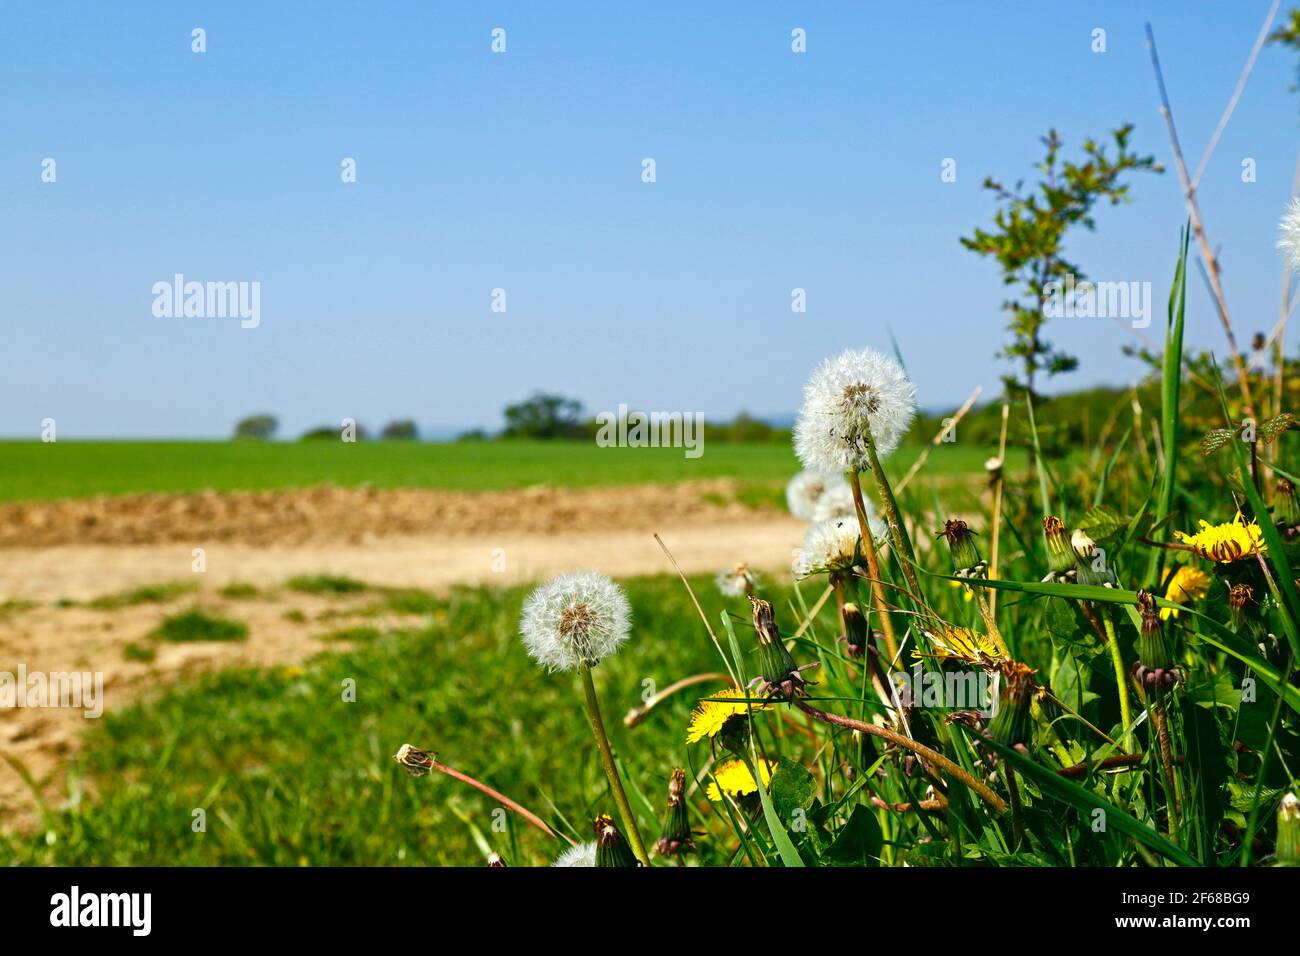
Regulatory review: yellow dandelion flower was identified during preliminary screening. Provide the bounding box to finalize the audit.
[705,758,776,802]
[686,687,770,744]
[1174,512,1267,563]
[1159,565,1212,620]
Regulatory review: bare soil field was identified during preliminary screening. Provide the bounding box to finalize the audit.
[0,482,804,827]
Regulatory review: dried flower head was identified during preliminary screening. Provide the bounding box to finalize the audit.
[937,518,985,576]
[715,563,760,598]
[552,841,597,867]
[784,470,847,521]
[811,481,862,522]
[747,595,818,698]
[1134,589,1178,690]
[392,743,436,777]
[1279,197,1300,273]
[520,571,631,672]
[486,852,507,867]
[1042,516,1075,576]
[1071,529,1118,588]
[656,768,696,857]
[793,347,917,473]
[594,814,640,867]
[1174,512,1267,564]
[986,661,1036,748]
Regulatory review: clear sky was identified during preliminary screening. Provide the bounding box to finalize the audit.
[3,1,1298,438]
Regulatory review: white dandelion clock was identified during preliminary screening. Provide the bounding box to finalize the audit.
[1280,198,1300,272]
[715,563,760,598]
[794,348,917,473]
[811,481,863,522]
[792,514,887,579]
[520,571,631,672]
[785,470,847,521]
[551,842,597,867]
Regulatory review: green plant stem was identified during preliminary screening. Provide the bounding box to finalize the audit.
[794,699,1008,813]
[579,662,650,866]
[1101,615,1134,752]
[848,469,899,658]
[860,427,924,603]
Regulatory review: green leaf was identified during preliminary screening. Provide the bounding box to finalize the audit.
[821,804,882,866]
[1077,503,1130,544]
[964,729,1201,867]
[771,757,816,822]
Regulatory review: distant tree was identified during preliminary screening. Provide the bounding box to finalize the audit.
[961,126,1161,399]
[381,419,419,441]
[456,429,489,442]
[501,392,586,439]
[300,423,370,441]
[233,413,278,440]
[720,411,774,443]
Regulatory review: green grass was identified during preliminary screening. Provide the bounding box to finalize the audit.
[218,582,261,600]
[1,575,726,865]
[88,580,197,610]
[150,609,249,643]
[287,574,368,596]
[0,440,1008,503]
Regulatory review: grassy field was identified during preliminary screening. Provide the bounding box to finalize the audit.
[0,575,750,865]
[0,440,1013,502]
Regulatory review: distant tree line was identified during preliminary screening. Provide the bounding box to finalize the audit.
[232,414,419,441]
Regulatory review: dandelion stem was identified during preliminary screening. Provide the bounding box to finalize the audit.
[860,426,924,602]
[429,759,567,843]
[1152,698,1181,840]
[579,662,651,866]
[849,470,899,658]
[1102,616,1135,752]
[793,699,1008,813]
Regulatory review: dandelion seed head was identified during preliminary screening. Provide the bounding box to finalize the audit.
[520,571,630,672]
[785,470,847,521]
[715,563,759,598]
[792,514,885,579]
[552,841,598,867]
[794,348,917,473]
[1280,198,1300,272]
[811,481,863,522]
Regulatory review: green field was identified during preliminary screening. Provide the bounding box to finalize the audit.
[0,575,748,865]
[0,440,1012,502]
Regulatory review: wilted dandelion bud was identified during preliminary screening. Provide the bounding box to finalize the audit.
[1278,792,1300,866]
[1133,590,1178,691]
[656,768,696,858]
[937,519,986,578]
[1042,516,1075,575]
[487,852,507,867]
[552,842,597,867]
[986,661,1036,748]
[1228,582,1266,643]
[1071,529,1117,588]
[747,595,817,698]
[594,814,640,868]
[715,563,759,598]
[839,601,870,659]
[1277,478,1300,532]
[392,743,436,777]
[520,571,631,672]
[793,347,918,473]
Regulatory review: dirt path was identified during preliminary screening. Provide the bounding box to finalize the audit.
[0,483,804,828]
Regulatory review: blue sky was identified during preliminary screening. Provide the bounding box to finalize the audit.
[2,1,1298,438]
